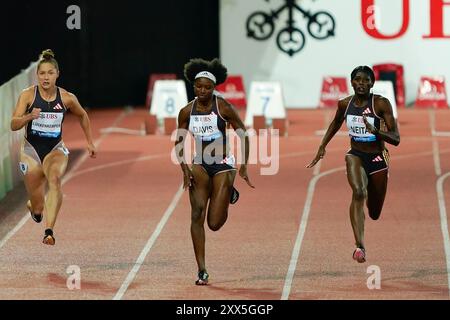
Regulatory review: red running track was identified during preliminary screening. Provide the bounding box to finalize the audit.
[0,108,449,300]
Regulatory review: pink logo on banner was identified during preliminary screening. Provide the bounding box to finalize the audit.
[215,75,247,109]
[415,76,448,108]
[319,77,349,108]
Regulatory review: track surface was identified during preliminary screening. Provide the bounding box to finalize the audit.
[0,108,449,300]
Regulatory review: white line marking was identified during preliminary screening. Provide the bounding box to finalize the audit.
[429,109,442,176]
[314,129,347,136]
[0,214,30,250]
[68,154,166,180]
[281,166,345,300]
[430,108,450,296]
[279,148,342,160]
[433,140,442,176]
[99,127,145,136]
[436,173,450,294]
[280,145,450,299]
[433,131,450,137]
[429,108,450,136]
[113,184,184,300]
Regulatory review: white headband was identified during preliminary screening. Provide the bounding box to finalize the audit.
[195,71,216,84]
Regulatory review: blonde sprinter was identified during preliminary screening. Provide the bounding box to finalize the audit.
[11,49,96,245]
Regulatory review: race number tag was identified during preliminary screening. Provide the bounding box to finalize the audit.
[347,115,376,142]
[31,112,63,138]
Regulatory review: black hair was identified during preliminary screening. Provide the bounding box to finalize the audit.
[183,58,227,85]
[351,65,375,83]
[37,49,59,71]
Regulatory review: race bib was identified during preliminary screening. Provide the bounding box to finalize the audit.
[19,162,28,175]
[190,113,222,142]
[346,115,376,142]
[31,112,63,138]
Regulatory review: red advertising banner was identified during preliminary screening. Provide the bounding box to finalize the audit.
[215,75,247,109]
[415,76,448,108]
[319,77,349,108]
[373,63,405,108]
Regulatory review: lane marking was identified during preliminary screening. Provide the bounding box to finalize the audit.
[281,166,345,300]
[68,154,167,180]
[436,173,450,294]
[113,184,184,300]
[430,108,450,296]
[429,109,442,176]
[281,146,450,299]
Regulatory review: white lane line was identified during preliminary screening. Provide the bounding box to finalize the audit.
[0,214,30,250]
[436,172,450,294]
[62,111,128,184]
[280,148,450,162]
[429,109,442,176]
[279,147,342,160]
[433,140,442,176]
[68,154,166,180]
[428,109,450,136]
[280,145,450,300]
[430,108,450,296]
[281,165,345,300]
[113,184,184,300]
[0,110,127,251]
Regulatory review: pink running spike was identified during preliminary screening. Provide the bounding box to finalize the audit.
[353,248,366,263]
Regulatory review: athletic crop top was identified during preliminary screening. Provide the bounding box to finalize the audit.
[189,95,228,161]
[344,94,381,143]
[25,86,66,146]
[189,95,227,143]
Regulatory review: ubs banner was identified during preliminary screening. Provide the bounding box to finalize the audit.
[220,0,450,108]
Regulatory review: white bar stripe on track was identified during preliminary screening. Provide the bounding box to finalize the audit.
[429,109,442,176]
[113,184,184,300]
[68,154,166,180]
[433,140,442,176]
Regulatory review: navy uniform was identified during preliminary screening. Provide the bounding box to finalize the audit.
[19,86,69,175]
[188,94,236,177]
[344,94,389,176]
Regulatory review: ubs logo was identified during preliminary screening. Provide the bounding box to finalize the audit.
[194,116,212,122]
[246,0,335,56]
[40,113,58,119]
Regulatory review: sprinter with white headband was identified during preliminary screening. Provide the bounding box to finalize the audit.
[175,58,255,285]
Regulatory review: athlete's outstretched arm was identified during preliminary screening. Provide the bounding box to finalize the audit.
[307,99,347,168]
[175,105,194,189]
[10,88,39,131]
[219,99,255,188]
[64,92,96,158]
[363,96,400,146]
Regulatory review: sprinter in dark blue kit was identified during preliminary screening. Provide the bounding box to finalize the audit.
[11,49,96,245]
[307,66,400,263]
[175,58,255,285]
